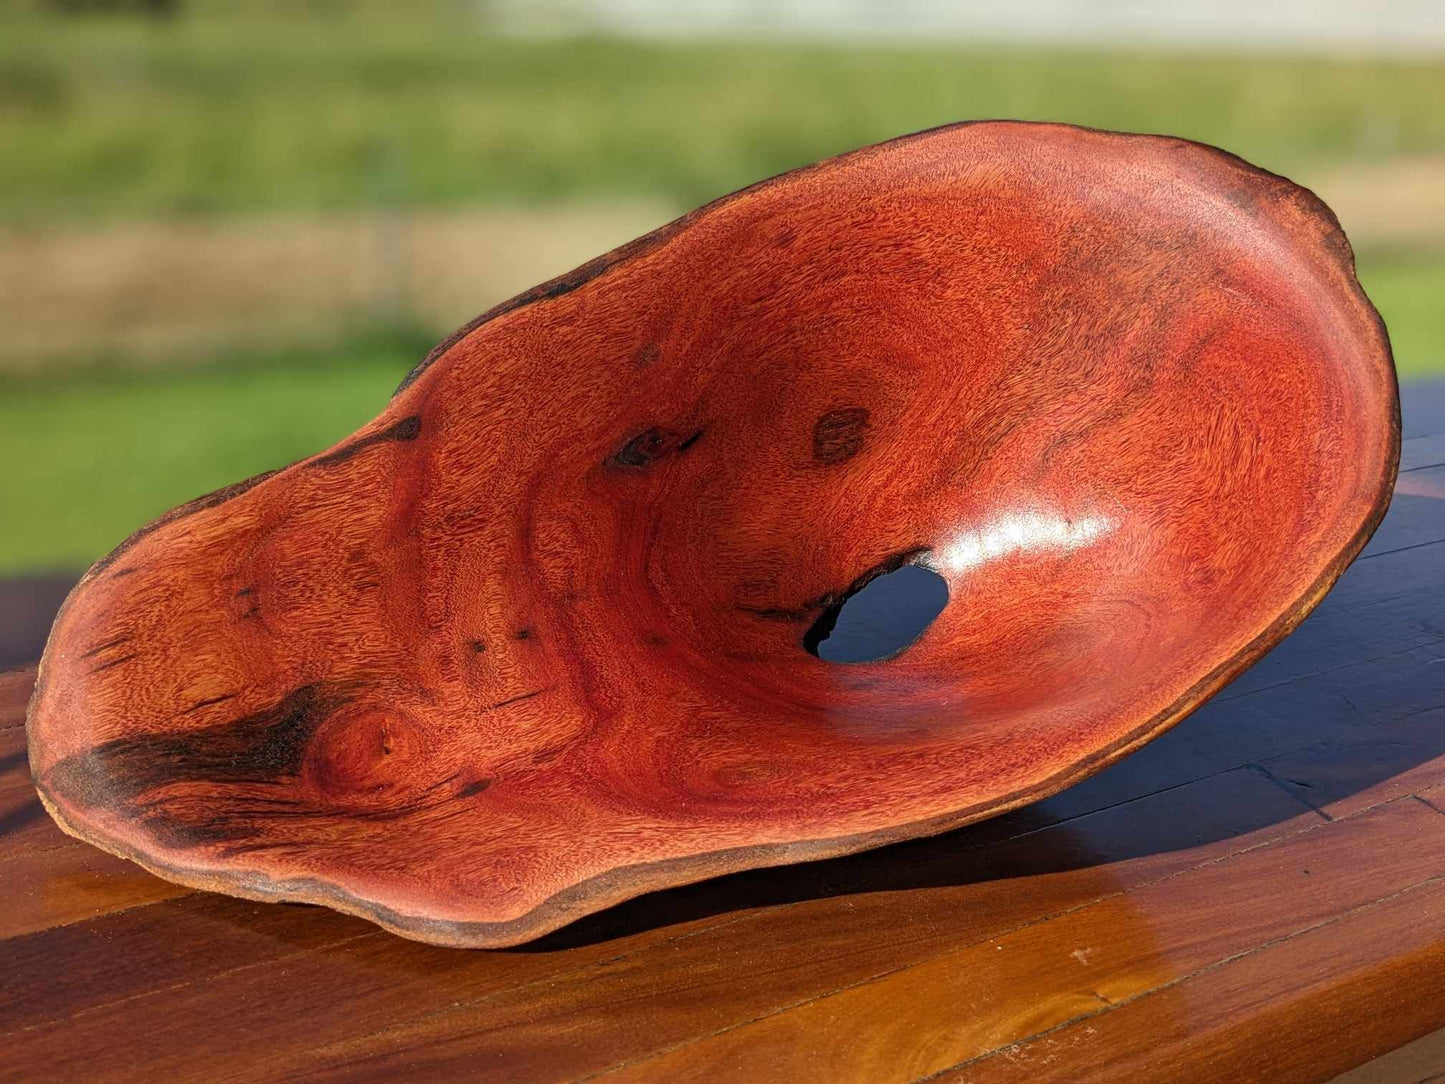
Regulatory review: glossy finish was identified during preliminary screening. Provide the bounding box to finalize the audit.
[25,122,1398,947]
[3,410,1445,1078]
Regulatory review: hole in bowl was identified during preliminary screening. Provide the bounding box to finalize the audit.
[807,564,949,663]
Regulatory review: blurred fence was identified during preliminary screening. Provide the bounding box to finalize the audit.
[0,201,670,369]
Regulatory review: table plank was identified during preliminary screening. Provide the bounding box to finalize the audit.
[1035,637,1445,825]
[1401,378,1445,440]
[0,892,378,1035]
[1333,1027,1445,1084]
[0,840,191,941]
[1259,707,1445,820]
[590,800,1445,1084]
[1400,432,1445,473]
[950,870,1445,1084]
[0,765,1323,1081]
[0,666,33,743]
[1362,465,1445,558]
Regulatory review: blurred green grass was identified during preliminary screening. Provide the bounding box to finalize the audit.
[2,15,1444,223]
[1,12,1441,573]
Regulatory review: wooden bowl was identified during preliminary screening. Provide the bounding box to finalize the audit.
[27,122,1399,947]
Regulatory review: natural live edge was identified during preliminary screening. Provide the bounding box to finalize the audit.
[28,121,1398,948]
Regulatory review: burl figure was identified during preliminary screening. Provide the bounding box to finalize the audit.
[28,122,1397,946]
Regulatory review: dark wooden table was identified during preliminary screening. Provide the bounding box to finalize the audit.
[4,382,1445,1083]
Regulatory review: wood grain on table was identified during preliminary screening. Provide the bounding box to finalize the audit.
[2,415,1444,1082]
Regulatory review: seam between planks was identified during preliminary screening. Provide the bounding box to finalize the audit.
[0,887,197,956]
[1359,538,1445,563]
[0,835,126,867]
[1,931,379,1040]
[1,903,767,1043]
[1252,762,1334,820]
[1214,634,1445,703]
[1417,794,1445,816]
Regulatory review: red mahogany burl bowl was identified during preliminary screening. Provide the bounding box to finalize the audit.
[27,122,1399,947]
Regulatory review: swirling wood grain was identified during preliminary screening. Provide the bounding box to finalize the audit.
[27,122,1399,947]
